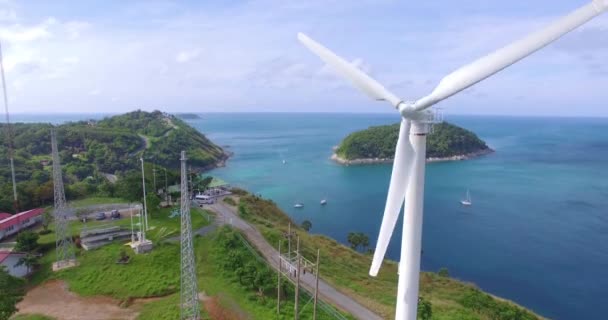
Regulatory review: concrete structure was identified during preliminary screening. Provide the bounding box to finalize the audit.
[0,208,44,241]
[80,225,132,250]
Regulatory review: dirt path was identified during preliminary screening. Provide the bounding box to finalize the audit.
[15,280,151,320]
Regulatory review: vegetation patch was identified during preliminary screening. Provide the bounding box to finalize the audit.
[10,314,55,320]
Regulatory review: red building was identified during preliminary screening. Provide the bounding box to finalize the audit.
[0,208,44,241]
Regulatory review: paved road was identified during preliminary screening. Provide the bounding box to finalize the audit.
[208,201,383,320]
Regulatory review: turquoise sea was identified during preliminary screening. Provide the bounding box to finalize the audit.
[14,112,608,319]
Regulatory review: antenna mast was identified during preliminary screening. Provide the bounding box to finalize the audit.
[0,41,18,213]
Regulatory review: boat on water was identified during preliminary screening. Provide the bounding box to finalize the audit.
[320,199,327,205]
[282,159,287,164]
[294,203,304,208]
[460,189,472,206]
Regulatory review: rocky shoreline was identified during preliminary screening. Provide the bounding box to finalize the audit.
[331,148,495,165]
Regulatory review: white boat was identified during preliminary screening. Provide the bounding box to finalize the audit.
[320,199,327,205]
[460,189,472,206]
[282,159,287,164]
[294,203,304,208]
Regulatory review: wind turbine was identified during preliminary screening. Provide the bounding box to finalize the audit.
[298,1,607,319]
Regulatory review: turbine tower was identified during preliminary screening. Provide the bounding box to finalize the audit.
[51,128,76,270]
[180,151,200,320]
[0,41,18,213]
[298,1,607,319]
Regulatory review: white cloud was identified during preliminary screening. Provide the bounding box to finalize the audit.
[175,49,201,63]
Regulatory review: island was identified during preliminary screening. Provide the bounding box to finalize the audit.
[333,121,494,165]
[174,113,201,120]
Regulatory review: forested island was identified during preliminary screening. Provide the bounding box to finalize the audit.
[334,121,493,165]
[175,113,201,120]
[0,110,227,212]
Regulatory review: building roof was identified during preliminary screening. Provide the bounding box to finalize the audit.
[0,213,11,220]
[208,177,229,188]
[0,251,26,264]
[0,208,44,230]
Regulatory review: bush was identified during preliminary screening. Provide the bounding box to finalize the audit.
[438,267,450,277]
[223,197,236,206]
[15,231,39,253]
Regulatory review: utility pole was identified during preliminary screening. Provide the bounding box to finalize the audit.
[288,223,292,261]
[313,249,320,320]
[0,41,18,213]
[294,236,300,320]
[180,151,201,320]
[277,241,281,316]
[51,128,76,271]
[140,157,149,230]
[164,168,168,203]
[152,164,157,196]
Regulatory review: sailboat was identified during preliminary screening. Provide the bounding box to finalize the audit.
[460,189,472,206]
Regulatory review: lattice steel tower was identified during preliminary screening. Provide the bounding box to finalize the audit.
[180,151,200,320]
[51,128,76,269]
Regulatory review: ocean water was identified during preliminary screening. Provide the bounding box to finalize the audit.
[188,113,608,320]
[13,112,608,319]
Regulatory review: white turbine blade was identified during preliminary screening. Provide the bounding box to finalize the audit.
[297,32,403,108]
[370,119,413,276]
[410,0,608,111]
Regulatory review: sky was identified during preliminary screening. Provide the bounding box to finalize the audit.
[1,0,607,116]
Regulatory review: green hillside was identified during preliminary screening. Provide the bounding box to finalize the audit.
[0,110,225,212]
[336,121,491,161]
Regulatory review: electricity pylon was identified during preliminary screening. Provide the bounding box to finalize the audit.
[180,151,200,320]
[51,128,76,270]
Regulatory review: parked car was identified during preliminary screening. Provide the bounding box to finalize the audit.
[95,212,106,220]
[110,210,121,220]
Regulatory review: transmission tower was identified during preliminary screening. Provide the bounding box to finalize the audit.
[180,151,200,320]
[51,128,76,270]
[0,41,18,213]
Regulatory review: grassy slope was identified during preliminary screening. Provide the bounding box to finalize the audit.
[237,194,541,320]
[26,203,348,320]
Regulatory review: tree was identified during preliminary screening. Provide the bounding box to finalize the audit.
[347,232,369,252]
[117,170,144,203]
[417,296,433,320]
[0,266,25,320]
[40,209,53,235]
[14,231,39,253]
[99,180,117,197]
[301,220,312,232]
[146,193,161,215]
[14,253,37,274]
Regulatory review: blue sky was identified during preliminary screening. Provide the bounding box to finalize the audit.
[1,0,607,116]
